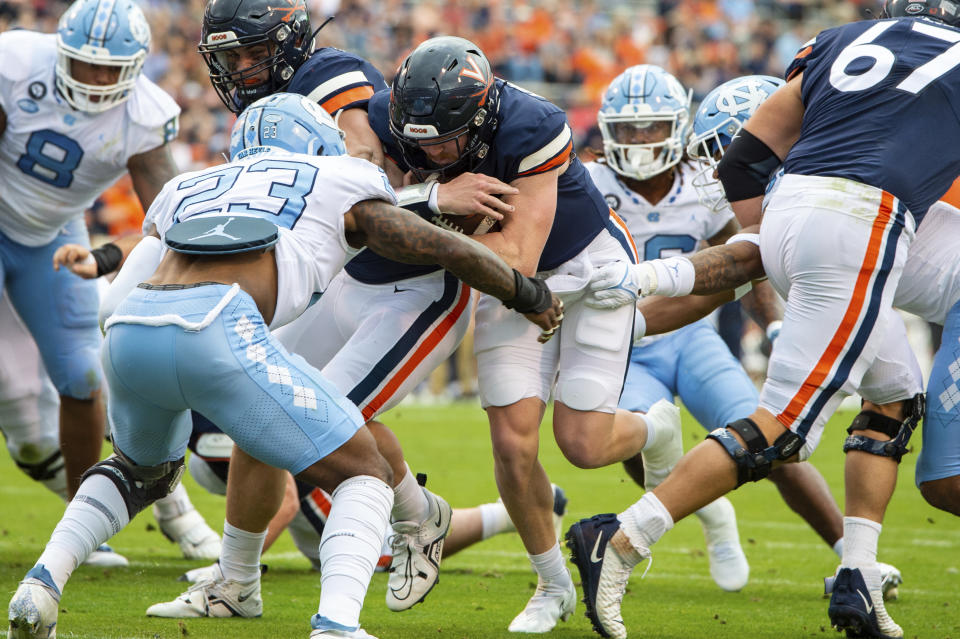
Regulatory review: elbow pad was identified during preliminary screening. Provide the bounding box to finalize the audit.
[99,236,163,330]
[717,129,781,202]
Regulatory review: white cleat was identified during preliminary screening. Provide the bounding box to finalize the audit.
[639,399,683,490]
[82,544,129,568]
[145,577,261,618]
[697,497,749,592]
[385,487,452,612]
[310,615,378,638]
[154,507,222,560]
[8,567,60,639]
[507,580,576,633]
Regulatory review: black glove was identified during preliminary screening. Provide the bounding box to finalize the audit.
[503,269,552,314]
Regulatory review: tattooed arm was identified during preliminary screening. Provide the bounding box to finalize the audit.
[689,239,765,294]
[345,198,563,331]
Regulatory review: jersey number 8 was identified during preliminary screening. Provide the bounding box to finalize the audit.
[830,20,960,94]
[17,130,84,188]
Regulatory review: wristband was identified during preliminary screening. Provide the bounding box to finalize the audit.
[649,256,695,297]
[503,270,552,314]
[733,281,753,300]
[91,242,123,277]
[765,320,783,342]
[633,308,647,345]
[396,182,440,217]
[725,232,760,247]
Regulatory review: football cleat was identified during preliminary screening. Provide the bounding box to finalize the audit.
[385,486,452,612]
[145,577,262,618]
[825,562,902,601]
[639,399,682,490]
[154,507,222,560]
[310,615,378,638]
[507,580,576,633]
[8,566,60,639]
[82,544,129,568]
[179,560,268,584]
[697,497,749,592]
[828,567,902,638]
[566,514,647,639]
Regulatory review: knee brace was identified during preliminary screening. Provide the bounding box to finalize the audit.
[707,418,805,487]
[82,448,185,520]
[842,393,924,462]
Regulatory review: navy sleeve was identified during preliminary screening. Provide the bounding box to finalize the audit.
[287,48,388,115]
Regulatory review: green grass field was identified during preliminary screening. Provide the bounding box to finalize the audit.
[2,403,958,638]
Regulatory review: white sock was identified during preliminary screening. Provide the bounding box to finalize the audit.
[479,501,515,539]
[619,492,674,553]
[833,537,844,559]
[37,474,131,592]
[391,464,429,523]
[841,516,882,594]
[528,544,572,592]
[152,482,193,520]
[694,496,738,547]
[219,521,266,582]
[316,475,393,628]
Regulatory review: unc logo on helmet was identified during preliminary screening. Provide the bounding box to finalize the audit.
[686,75,784,212]
[229,93,347,160]
[388,36,500,181]
[55,0,151,113]
[597,64,692,181]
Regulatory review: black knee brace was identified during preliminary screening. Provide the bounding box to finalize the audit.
[82,448,185,520]
[708,418,805,487]
[15,449,64,481]
[842,393,924,462]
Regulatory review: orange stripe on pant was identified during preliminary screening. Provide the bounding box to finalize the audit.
[360,283,472,420]
[776,191,895,429]
[309,488,332,515]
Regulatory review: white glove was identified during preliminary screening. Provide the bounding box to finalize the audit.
[586,261,658,309]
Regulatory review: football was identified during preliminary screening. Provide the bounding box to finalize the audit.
[429,212,501,236]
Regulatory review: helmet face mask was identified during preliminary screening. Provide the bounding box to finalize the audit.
[598,64,691,182]
[229,93,347,161]
[200,0,313,114]
[388,36,498,182]
[55,0,150,114]
[686,74,784,212]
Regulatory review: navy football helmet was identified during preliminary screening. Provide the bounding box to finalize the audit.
[200,0,314,113]
[882,0,960,25]
[56,0,151,113]
[229,93,346,160]
[389,36,499,181]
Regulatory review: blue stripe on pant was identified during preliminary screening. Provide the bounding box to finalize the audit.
[104,285,364,473]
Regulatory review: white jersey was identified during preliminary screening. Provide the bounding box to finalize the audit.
[895,199,960,325]
[143,148,397,328]
[585,161,731,262]
[0,31,179,246]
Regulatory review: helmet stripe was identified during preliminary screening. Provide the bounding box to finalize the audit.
[89,0,118,48]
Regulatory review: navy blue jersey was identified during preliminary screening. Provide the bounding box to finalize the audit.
[783,17,960,221]
[350,80,610,284]
[286,47,387,115]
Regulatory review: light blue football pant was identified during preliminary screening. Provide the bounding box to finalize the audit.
[102,284,363,472]
[917,298,960,486]
[620,319,758,429]
[0,217,101,398]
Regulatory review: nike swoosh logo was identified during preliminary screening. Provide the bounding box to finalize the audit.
[590,534,604,563]
[435,498,444,528]
[856,589,873,615]
[237,591,254,603]
[394,285,410,293]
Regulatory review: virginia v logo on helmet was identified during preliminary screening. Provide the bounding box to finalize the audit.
[388,36,500,182]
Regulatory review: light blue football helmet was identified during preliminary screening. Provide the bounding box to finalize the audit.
[687,75,784,212]
[230,93,347,161]
[598,64,692,181]
[56,0,151,113]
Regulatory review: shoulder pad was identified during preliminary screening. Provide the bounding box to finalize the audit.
[126,75,181,130]
[0,31,54,83]
[492,83,573,179]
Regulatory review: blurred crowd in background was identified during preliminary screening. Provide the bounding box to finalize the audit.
[2,0,905,399]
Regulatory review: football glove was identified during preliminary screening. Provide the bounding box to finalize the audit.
[586,261,658,309]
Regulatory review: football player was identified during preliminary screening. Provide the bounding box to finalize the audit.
[0,0,178,499]
[7,93,562,639]
[170,0,527,619]
[371,36,687,632]
[567,1,960,637]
